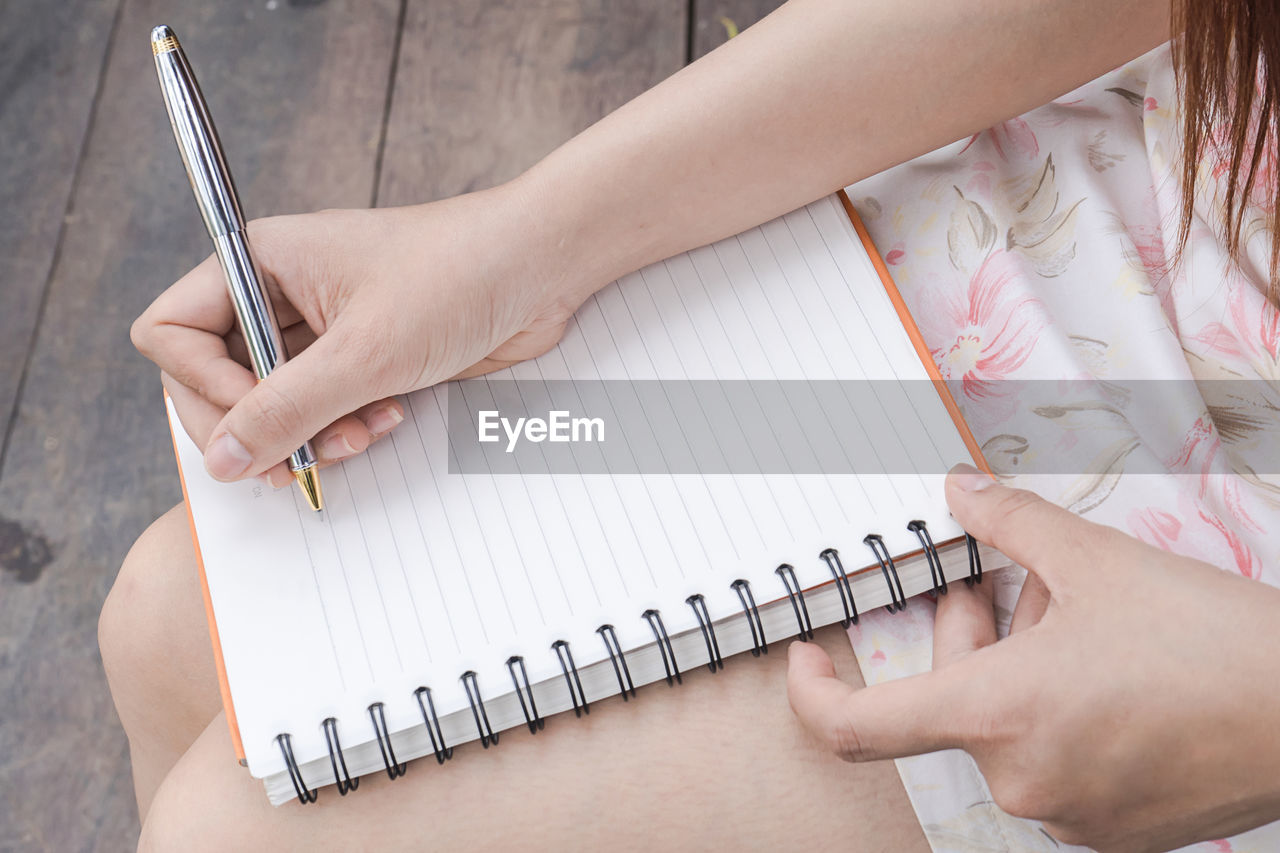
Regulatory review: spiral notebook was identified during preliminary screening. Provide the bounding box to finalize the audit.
[168,191,1004,805]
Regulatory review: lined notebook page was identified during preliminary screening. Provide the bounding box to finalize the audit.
[172,194,976,783]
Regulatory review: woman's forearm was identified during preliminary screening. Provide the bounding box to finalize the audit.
[137,0,1172,483]
[520,0,1170,297]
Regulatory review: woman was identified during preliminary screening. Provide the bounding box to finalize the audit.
[104,0,1280,849]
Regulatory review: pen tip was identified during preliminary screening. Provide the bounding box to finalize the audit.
[151,25,179,54]
[293,466,324,512]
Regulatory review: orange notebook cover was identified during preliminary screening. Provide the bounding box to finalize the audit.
[169,190,990,764]
[166,404,247,760]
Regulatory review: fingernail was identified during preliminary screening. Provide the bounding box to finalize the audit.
[950,462,995,492]
[319,433,357,462]
[256,471,288,490]
[206,433,253,480]
[365,404,404,436]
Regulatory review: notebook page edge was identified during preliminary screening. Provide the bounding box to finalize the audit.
[164,393,247,763]
[835,189,991,473]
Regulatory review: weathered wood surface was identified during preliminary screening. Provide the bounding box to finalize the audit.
[0,1,401,849]
[691,0,783,59]
[377,0,685,206]
[0,0,735,848]
[0,0,123,494]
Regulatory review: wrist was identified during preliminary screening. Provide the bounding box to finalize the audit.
[508,148,664,312]
[404,177,601,334]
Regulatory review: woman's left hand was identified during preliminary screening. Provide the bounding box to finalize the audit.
[787,463,1280,852]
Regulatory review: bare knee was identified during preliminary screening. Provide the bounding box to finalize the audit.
[100,502,219,743]
[102,504,226,819]
[99,504,195,689]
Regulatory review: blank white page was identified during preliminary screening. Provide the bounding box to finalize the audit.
[172,194,976,794]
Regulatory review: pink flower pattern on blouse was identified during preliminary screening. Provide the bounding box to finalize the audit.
[922,250,1047,428]
[960,118,1040,161]
[844,42,1280,853]
[1129,490,1262,580]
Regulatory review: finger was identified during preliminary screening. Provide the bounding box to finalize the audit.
[140,257,304,382]
[164,373,295,489]
[163,371,230,451]
[203,326,382,480]
[142,321,257,411]
[134,257,258,409]
[311,399,405,465]
[135,224,314,407]
[453,361,508,380]
[141,253,236,338]
[351,398,406,439]
[450,321,570,381]
[944,463,1115,591]
[226,321,317,371]
[151,316,318,415]
[932,577,997,669]
[1009,571,1051,634]
[787,640,976,762]
[167,362,404,475]
[146,236,305,338]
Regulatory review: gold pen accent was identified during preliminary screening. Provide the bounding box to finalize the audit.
[294,466,324,512]
[152,35,179,55]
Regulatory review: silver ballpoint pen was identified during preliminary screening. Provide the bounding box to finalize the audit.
[151,25,323,511]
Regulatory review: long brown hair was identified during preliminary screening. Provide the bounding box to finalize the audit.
[1173,0,1279,299]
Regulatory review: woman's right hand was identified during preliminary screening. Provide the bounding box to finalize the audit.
[133,179,596,488]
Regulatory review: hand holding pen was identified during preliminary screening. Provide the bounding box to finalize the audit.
[138,28,589,498]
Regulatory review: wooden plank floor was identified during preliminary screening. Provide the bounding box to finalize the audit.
[0,0,781,849]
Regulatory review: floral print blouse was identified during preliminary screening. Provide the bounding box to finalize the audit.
[845,42,1279,853]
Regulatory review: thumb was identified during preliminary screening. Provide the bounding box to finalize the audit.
[203,328,375,480]
[787,641,975,761]
[944,463,1102,591]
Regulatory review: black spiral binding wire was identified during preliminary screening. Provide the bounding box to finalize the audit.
[819,548,859,628]
[597,624,637,699]
[552,640,590,717]
[321,717,358,795]
[907,520,948,595]
[368,702,407,779]
[731,579,768,656]
[642,609,682,686]
[686,594,724,673]
[506,655,544,734]
[274,524,986,804]
[414,686,453,764]
[460,670,498,748]
[775,564,814,640]
[275,733,317,805]
[965,533,983,585]
[864,533,908,613]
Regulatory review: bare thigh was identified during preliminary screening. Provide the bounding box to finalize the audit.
[113,507,930,852]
